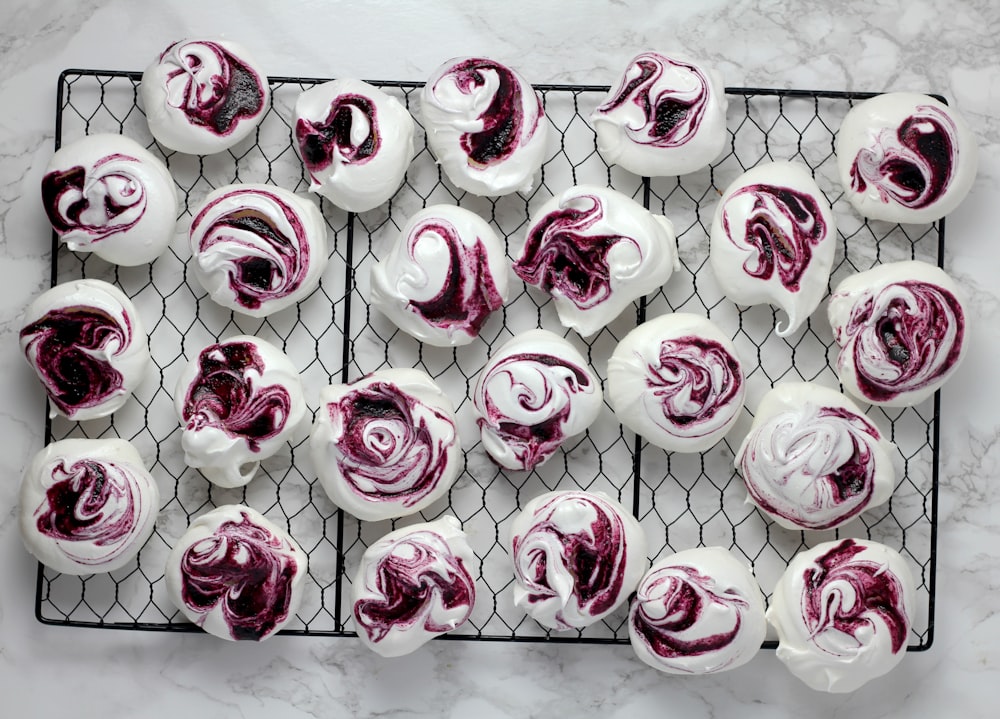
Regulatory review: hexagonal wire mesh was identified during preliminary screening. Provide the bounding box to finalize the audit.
[34,70,941,650]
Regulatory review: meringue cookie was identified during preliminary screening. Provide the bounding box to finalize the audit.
[629,547,766,674]
[836,92,978,224]
[41,134,178,266]
[736,382,896,530]
[472,329,602,471]
[141,38,270,155]
[310,368,462,521]
[513,185,679,337]
[165,504,308,641]
[509,490,647,631]
[767,538,916,693]
[420,57,549,196]
[294,79,415,212]
[592,51,728,177]
[174,335,306,488]
[189,183,328,318]
[352,516,477,657]
[20,438,160,575]
[710,161,837,336]
[607,312,745,453]
[370,204,509,346]
[20,279,150,421]
[827,260,967,407]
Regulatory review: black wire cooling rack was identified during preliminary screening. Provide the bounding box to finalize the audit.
[36,69,942,650]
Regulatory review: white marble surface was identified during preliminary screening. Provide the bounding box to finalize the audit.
[2,1,998,716]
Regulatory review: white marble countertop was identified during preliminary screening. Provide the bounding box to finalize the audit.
[1,1,998,717]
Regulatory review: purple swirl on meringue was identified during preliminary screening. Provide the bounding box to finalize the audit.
[595,53,711,149]
[182,341,292,451]
[332,381,456,506]
[180,509,299,641]
[160,40,266,136]
[19,307,130,417]
[850,104,957,211]
[514,192,634,310]
[721,184,828,292]
[353,530,475,643]
[838,279,964,403]
[295,94,380,173]
[802,538,909,655]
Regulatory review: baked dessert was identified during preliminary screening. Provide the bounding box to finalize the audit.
[513,185,678,337]
[420,57,549,196]
[174,335,306,488]
[189,183,328,317]
[165,504,307,641]
[591,51,727,177]
[369,204,509,346]
[352,516,476,657]
[827,260,967,407]
[310,368,462,521]
[20,279,150,421]
[607,312,745,453]
[294,78,415,212]
[509,490,647,631]
[20,438,160,575]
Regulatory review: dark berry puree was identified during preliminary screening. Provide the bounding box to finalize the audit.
[850,104,957,210]
[722,184,828,292]
[843,280,964,402]
[354,530,474,643]
[20,306,131,416]
[295,93,381,174]
[333,381,455,505]
[514,193,634,310]
[438,58,542,168]
[645,335,742,435]
[597,53,711,148]
[182,341,291,451]
[192,188,312,311]
[42,153,146,241]
[406,218,504,336]
[512,493,629,619]
[801,539,909,655]
[35,458,145,565]
[180,510,299,640]
[162,40,266,136]
[478,352,594,469]
[632,565,749,662]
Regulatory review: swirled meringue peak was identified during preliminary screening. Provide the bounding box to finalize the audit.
[509,490,647,631]
[20,438,160,575]
[189,183,328,318]
[352,516,477,657]
[607,312,745,453]
[767,538,916,693]
[165,504,307,641]
[513,185,679,337]
[370,204,509,346]
[591,51,727,177]
[828,260,967,407]
[294,79,415,212]
[836,92,978,224]
[41,134,178,266]
[310,368,462,521]
[174,335,306,488]
[629,547,766,674]
[710,161,837,336]
[472,329,602,471]
[420,57,549,196]
[736,382,896,531]
[20,279,150,421]
[141,38,270,155]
